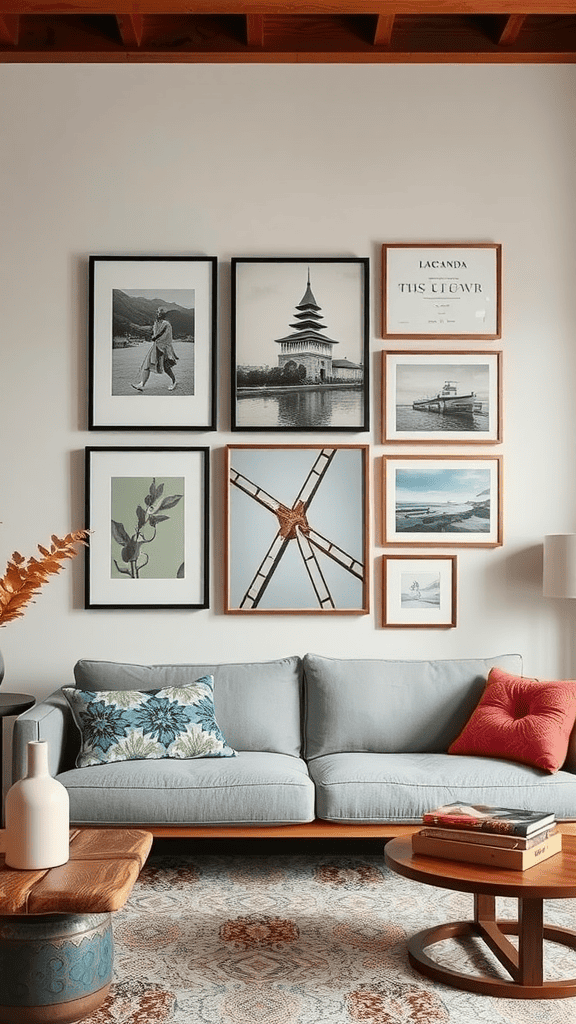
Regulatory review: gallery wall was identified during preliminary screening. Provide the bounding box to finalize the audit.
[1,62,576,698]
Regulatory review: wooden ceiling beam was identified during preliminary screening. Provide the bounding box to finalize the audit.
[373,13,395,45]
[0,13,18,43]
[2,1,576,14]
[497,13,526,44]
[115,13,144,46]
[246,13,264,46]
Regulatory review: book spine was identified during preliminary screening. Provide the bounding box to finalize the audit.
[411,831,562,870]
[421,813,553,837]
[419,826,557,850]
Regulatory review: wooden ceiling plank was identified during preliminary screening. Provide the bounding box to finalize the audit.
[246,13,264,45]
[373,12,395,44]
[497,13,526,44]
[115,12,144,46]
[2,2,576,15]
[0,13,19,43]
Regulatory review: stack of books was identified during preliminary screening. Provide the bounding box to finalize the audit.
[411,802,562,870]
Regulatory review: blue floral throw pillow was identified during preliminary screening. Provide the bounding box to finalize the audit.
[62,676,236,767]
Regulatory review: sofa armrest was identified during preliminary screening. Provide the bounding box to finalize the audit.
[564,726,576,775]
[11,689,78,783]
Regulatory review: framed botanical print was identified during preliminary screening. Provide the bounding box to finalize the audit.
[382,351,502,443]
[85,446,209,609]
[383,455,503,547]
[382,555,457,628]
[231,257,370,431]
[89,255,217,430]
[382,243,501,339]
[225,444,369,613]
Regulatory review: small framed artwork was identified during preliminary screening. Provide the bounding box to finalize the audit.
[383,455,502,547]
[382,555,457,628]
[231,257,370,431]
[225,444,369,613]
[382,350,502,443]
[89,255,217,430]
[85,446,209,609]
[382,243,501,339]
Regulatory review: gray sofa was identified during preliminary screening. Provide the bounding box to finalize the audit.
[12,653,576,837]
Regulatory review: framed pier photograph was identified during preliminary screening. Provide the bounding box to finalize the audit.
[382,351,502,443]
[382,555,457,628]
[383,455,503,547]
[382,243,501,339]
[225,444,369,613]
[231,258,370,431]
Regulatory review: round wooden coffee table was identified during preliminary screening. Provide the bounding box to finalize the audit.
[385,833,576,999]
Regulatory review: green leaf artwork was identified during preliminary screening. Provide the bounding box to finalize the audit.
[111,476,184,580]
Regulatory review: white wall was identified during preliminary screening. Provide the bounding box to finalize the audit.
[1,63,576,698]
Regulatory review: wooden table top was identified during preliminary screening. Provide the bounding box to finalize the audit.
[385,833,576,900]
[0,828,153,915]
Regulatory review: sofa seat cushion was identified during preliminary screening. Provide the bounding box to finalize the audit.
[303,654,523,759]
[56,751,314,826]
[308,752,576,824]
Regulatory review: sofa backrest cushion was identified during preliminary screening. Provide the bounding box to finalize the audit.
[303,653,523,759]
[74,657,303,757]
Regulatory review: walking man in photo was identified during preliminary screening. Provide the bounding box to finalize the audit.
[132,307,179,392]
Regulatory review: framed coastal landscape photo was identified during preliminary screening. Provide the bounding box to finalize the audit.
[231,258,370,431]
[225,444,369,613]
[382,351,502,443]
[89,255,217,430]
[85,446,209,609]
[382,243,501,339]
[382,555,457,628]
[383,455,502,547]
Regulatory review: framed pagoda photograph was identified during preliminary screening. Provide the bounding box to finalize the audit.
[383,455,503,547]
[89,255,217,430]
[382,555,457,628]
[85,446,210,609]
[225,444,369,613]
[382,350,502,443]
[231,258,370,431]
[382,243,501,339]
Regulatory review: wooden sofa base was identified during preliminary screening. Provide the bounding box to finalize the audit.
[79,820,420,839]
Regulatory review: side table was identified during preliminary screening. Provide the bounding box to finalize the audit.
[0,827,153,1023]
[0,694,35,826]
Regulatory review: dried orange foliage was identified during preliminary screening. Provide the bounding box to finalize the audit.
[0,530,89,626]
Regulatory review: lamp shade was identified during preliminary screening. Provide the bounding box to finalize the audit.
[543,534,576,598]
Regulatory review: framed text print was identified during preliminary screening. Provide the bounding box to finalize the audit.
[382,350,502,443]
[85,447,209,609]
[225,444,369,613]
[382,243,501,339]
[383,455,502,547]
[231,257,370,431]
[382,555,457,628]
[89,256,217,430]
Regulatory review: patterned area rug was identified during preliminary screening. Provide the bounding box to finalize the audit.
[84,838,576,1024]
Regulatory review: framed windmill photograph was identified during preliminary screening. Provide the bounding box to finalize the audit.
[89,255,217,430]
[383,455,503,547]
[382,555,457,628]
[225,444,369,613]
[231,258,370,431]
[85,446,210,609]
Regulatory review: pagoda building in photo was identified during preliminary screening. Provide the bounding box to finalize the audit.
[274,270,341,383]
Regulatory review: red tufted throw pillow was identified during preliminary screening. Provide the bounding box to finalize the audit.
[448,667,576,773]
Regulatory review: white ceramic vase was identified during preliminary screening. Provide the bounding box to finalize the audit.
[5,740,70,870]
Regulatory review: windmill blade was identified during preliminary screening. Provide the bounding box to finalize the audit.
[239,530,290,609]
[307,528,364,581]
[230,468,282,515]
[295,528,335,609]
[294,448,336,509]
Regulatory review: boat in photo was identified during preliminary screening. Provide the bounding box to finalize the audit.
[412,380,483,419]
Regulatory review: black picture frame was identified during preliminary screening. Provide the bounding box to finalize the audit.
[231,257,370,432]
[88,255,217,431]
[85,446,210,609]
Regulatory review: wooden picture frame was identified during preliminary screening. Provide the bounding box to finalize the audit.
[382,555,457,628]
[85,446,210,609]
[89,255,217,430]
[225,444,369,613]
[382,243,501,339]
[382,350,502,443]
[383,455,503,547]
[231,257,370,431]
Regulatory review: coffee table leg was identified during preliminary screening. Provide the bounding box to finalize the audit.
[518,898,543,987]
